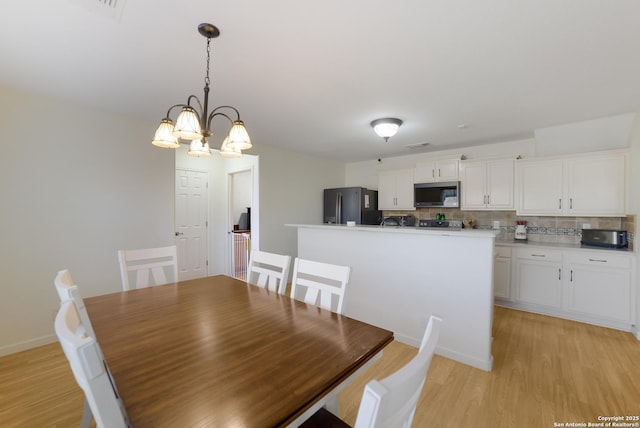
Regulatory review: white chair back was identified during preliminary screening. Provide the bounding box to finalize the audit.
[54,269,97,341]
[290,258,351,314]
[55,300,129,428]
[247,250,292,295]
[117,245,178,291]
[353,315,443,428]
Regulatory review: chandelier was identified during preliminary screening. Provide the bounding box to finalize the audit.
[152,23,251,158]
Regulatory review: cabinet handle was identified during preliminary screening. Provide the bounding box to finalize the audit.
[559,198,562,210]
[531,254,546,257]
[588,258,608,263]
[432,169,435,178]
[570,198,573,209]
[570,270,573,282]
[487,195,490,205]
[438,168,441,177]
[559,268,561,281]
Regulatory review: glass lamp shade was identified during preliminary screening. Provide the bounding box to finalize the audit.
[226,120,252,150]
[219,137,242,158]
[371,118,403,141]
[173,107,203,141]
[187,139,212,157]
[152,119,180,148]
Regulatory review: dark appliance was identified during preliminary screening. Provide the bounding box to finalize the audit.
[323,187,381,225]
[414,181,460,208]
[581,229,628,248]
[381,215,415,227]
[418,219,462,229]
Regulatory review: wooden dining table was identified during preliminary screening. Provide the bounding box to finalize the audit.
[85,275,393,427]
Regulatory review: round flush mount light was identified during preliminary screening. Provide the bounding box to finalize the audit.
[371,118,403,142]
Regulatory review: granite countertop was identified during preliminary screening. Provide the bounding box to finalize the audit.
[286,223,500,238]
[495,237,633,253]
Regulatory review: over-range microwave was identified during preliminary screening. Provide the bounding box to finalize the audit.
[414,181,460,208]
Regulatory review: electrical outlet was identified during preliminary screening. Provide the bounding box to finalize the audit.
[582,223,591,229]
[493,221,500,230]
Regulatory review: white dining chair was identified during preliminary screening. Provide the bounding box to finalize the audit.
[54,269,96,428]
[301,315,443,428]
[117,245,178,291]
[55,299,130,428]
[246,250,292,295]
[290,258,351,314]
[54,269,96,338]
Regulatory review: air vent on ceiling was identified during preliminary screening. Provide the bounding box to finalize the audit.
[404,142,431,149]
[76,0,127,20]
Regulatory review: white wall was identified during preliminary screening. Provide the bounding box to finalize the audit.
[627,112,640,339]
[250,144,345,258]
[0,85,175,355]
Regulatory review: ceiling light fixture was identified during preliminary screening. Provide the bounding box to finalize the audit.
[370,118,403,142]
[152,23,251,158]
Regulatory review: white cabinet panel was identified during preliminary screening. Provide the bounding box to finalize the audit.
[494,247,511,300]
[378,169,415,211]
[460,159,514,211]
[516,151,627,216]
[567,155,626,216]
[414,159,459,183]
[515,259,562,308]
[517,159,564,215]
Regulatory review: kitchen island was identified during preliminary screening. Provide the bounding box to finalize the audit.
[287,224,499,371]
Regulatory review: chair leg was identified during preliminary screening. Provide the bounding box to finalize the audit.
[81,399,93,428]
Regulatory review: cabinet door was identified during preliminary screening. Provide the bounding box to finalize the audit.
[517,159,564,215]
[378,171,398,210]
[567,154,626,216]
[486,159,514,209]
[567,265,630,322]
[515,260,562,307]
[414,162,435,183]
[494,257,511,299]
[460,161,487,209]
[394,169,415,210]
[436,160,459,181]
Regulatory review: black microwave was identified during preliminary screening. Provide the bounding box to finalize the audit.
[414,181,460,208]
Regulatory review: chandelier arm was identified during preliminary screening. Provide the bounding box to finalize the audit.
[164,103,191,119]
[206,110,234,130]
[210,105,241,120]
[186,95,204,116]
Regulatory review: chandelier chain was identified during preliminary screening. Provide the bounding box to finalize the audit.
[205,37,211,87]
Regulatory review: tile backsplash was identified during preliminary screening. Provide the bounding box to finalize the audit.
[382,208,636,249]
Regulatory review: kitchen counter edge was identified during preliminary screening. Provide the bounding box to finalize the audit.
[286,224,500,238]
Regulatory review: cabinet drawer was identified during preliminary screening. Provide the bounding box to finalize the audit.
[566,252,631,269]
[516,248,562,262]
[495,246,512,258]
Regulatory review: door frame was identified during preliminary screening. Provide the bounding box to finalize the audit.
[226,163,259,275]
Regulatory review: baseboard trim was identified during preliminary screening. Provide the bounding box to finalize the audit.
[0,334,57,357]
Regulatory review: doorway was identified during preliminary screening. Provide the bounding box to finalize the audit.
[229,169,252,280]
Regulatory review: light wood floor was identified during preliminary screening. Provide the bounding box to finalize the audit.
[1,306,639,427]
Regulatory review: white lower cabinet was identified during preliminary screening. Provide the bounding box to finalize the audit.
[565,251,632,323]
[501,245,634,331]
[514,248,563,308]
[493,247,512,300]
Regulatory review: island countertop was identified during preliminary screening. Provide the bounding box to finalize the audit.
[286,223,500,239]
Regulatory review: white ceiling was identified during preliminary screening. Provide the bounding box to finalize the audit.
[1,0,639,162]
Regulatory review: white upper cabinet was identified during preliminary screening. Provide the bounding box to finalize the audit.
[378,169,415,211]
[414,159,459,183]
[516,150,627,216]
[460,158,514,210]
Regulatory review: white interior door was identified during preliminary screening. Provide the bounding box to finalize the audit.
[175,169,209,281]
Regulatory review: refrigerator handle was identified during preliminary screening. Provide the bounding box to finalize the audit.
[337,192,342,224]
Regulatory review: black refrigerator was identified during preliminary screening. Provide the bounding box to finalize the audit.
[323,187,381,225]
